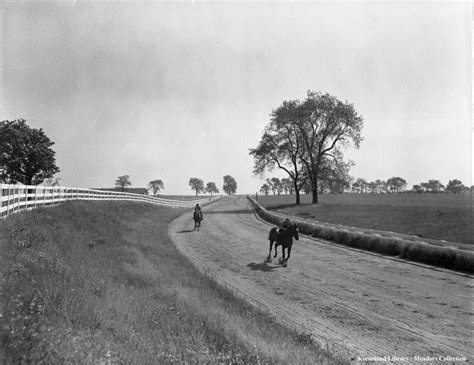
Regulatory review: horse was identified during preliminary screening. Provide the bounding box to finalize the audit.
[193,211,203,231]
[267,223,299,266]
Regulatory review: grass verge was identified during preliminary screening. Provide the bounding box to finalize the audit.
[0,200,343,364]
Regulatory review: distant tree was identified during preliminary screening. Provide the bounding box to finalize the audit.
[205,182,219,196]
[265,178,275,195]
[189,177,205,196]
[446,179,464,194]
[270,177,283,195]
[260,183,270,196]
[422,179,444,193]
[420,182,430,192]
[281,178,293,194]
[412,184,424,194]
[223,175,237,195]
[353,178,368,194]
[318,154,354,194]
[374,179,386,194]
[386,177,407,194]
[0,119,60,185]
[368,181,377,194]
[148,179,164,196]
[115,175,131,192]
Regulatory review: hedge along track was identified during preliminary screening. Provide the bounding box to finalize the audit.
[247,197,474,274]
[247,198,474,280]
[168,196,473,362]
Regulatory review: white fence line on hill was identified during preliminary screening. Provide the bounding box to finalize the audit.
[0,184,220,218]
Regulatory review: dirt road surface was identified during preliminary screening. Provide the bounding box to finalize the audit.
[168,197,473,362]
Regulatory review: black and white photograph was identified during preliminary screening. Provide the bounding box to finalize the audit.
[0,1,472,364]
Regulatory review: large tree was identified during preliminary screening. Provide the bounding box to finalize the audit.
[148,179,164,196]
[0,119,60,185]
[222,175,237,195]
[250,100,307,204]
[205,182,219,196]
[295,91,363,203]
[115,175,131,191]
[188,177,205,196]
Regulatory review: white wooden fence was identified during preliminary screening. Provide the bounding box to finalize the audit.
[0,184,220,218]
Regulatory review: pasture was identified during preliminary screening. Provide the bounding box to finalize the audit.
[0,201,340,364]
[257,193,473,246]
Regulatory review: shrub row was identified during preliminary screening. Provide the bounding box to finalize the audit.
[248,197,474,274]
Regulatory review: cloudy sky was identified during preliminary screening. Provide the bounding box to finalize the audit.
[0,1,471,194]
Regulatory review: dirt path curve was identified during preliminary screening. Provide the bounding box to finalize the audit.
[168,197,473,361]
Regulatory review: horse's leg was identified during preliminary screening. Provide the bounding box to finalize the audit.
[267,239,273,262]
[274,243,278,258]
[282,246,288,266]
[287,245,292,261]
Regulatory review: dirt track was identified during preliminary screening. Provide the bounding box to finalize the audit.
[168,197,473,362]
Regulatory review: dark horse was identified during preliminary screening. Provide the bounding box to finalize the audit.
[267,223,299,266]
[193,211,203,231]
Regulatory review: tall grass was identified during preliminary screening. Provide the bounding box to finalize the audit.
[0,201,343,364]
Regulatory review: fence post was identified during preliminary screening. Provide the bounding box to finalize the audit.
[35,186,37,208]
[7,184,10,216]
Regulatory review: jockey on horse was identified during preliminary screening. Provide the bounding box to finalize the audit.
[194,204,203,220]
[277,218,292,234]
[193,204,203,231]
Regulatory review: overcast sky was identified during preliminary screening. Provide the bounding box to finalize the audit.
[0,1,471,194]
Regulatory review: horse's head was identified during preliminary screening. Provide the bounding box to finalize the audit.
[291,223,299,241]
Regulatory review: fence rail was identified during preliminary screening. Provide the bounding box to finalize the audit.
[1,184,220,217]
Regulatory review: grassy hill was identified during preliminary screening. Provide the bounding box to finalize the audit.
[0,201,342,364]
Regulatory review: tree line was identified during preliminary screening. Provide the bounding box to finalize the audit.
[260,176,472,195]
[1,119,239,197]
[114,175,237,196]
[188,175,237,196]
[351,178,471,194]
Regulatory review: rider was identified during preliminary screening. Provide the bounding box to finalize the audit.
[194,204,203,220]
[278,218,291,234]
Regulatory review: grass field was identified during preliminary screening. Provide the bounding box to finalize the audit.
[0,201,341,364]
[257,193,473,245]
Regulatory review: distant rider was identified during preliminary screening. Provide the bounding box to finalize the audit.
[194,204,203,220]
